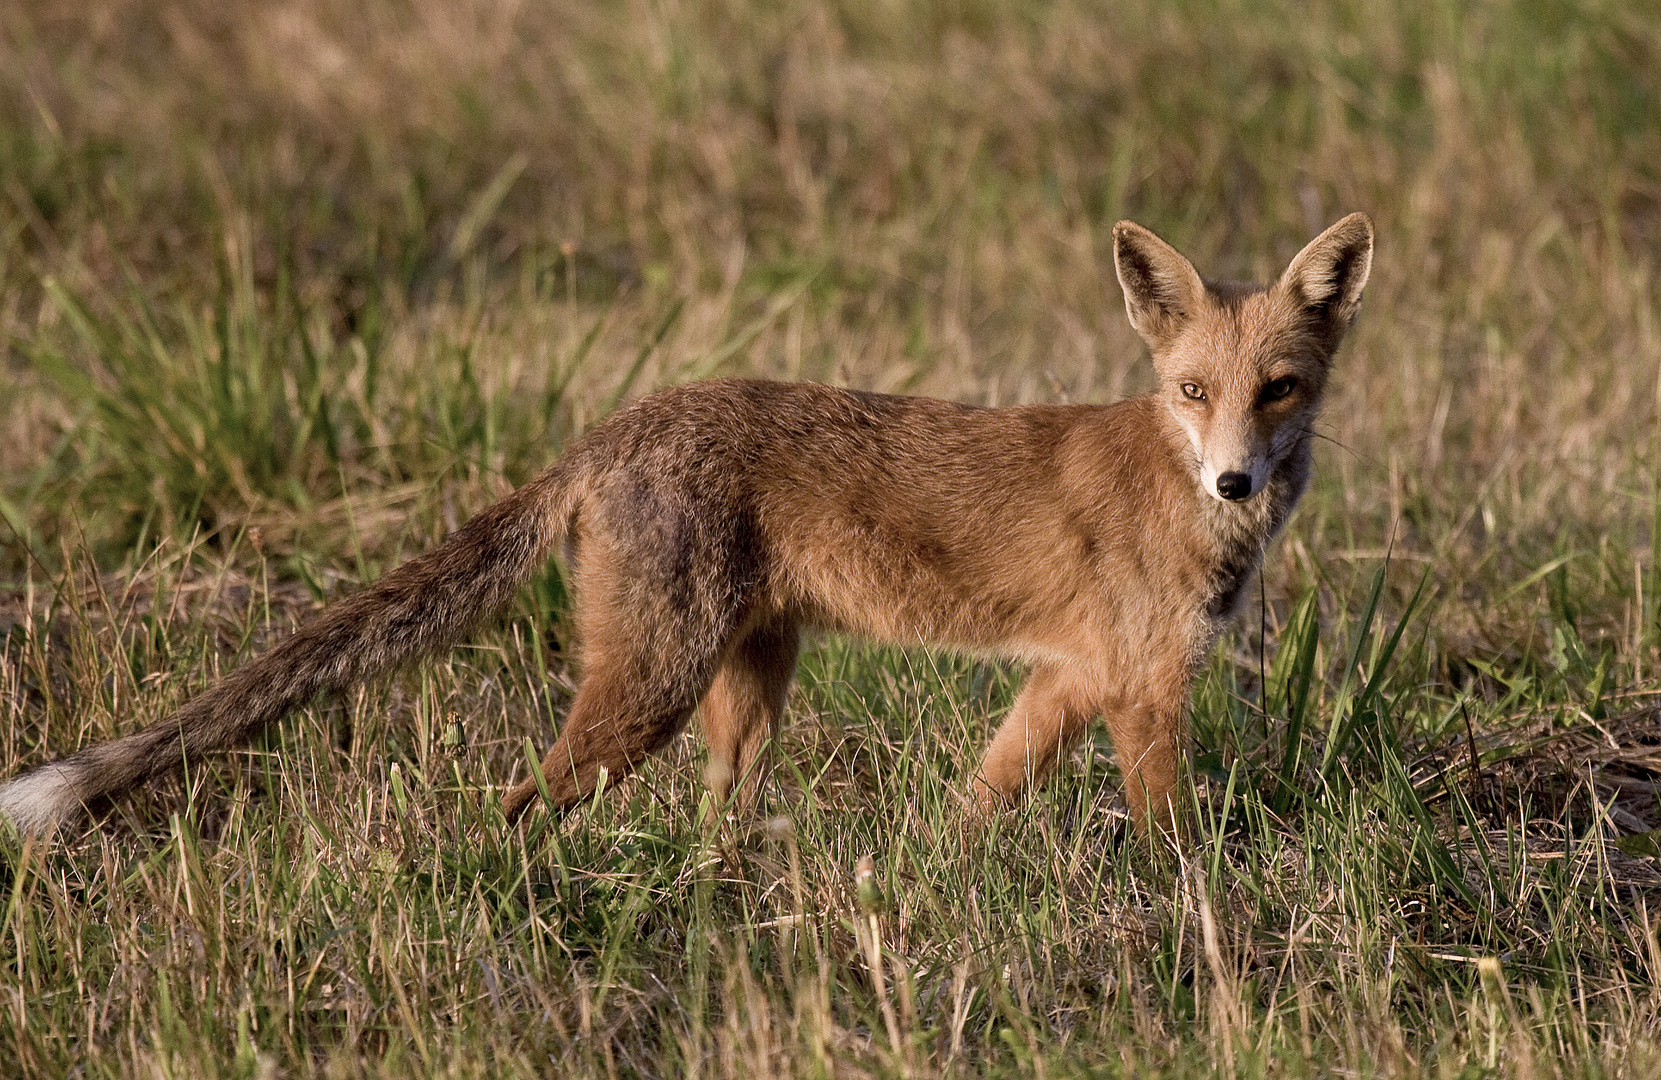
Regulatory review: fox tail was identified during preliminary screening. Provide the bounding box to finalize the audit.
[0,461,583,836]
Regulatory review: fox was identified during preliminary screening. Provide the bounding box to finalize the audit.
[0,213,1372,840]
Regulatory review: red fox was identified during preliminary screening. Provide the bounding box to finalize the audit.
[0,214,1372,838]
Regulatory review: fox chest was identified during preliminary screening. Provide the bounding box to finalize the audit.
[1205,551,1260,622]
[1195,483,1297,625]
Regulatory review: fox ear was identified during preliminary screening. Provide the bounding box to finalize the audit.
[1278,213,1374,327]
[1113,221,1207,350]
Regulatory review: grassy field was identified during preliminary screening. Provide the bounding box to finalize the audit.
[3,0,1661,1075]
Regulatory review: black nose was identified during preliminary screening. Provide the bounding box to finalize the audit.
[1215,472,1253,500]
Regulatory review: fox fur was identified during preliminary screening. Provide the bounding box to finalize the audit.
[0,213,1373,838]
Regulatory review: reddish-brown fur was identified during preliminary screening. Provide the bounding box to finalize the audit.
[0,215,1372,839]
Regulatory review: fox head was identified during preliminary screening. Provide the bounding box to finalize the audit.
[1112,214,1373,503]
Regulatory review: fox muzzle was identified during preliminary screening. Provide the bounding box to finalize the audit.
[1214,471,1253,501]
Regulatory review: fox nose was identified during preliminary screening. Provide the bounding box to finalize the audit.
[1215,472,1253,501]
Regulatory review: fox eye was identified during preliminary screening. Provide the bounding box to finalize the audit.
[1261,377,1297,402]
[1180,382,1206,401]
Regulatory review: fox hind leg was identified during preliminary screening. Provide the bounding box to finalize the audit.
[500,638,720,822]
[699,618,800,812]
[500,568,739,823]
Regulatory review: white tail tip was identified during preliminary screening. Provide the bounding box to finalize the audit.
[0,765,80,837]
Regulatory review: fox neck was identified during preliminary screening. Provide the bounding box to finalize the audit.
[1178,421,1314,622]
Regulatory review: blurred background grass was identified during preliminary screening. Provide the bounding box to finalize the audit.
[3,1,1661,1076]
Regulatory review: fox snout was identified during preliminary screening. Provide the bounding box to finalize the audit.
[1214,471,1253,501]
[1197,448,1272,503]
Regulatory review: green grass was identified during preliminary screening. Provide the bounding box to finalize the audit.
[3,0,1661,1075]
